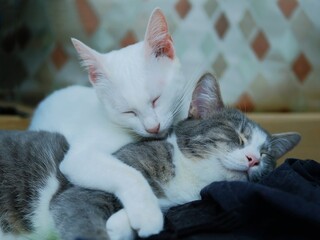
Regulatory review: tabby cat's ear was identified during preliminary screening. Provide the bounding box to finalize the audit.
[71,38,105,85]
[144,8,174,60]
[270,132,301,159]
[188,73,224,120]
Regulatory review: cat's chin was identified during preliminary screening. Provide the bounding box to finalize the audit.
[140,130,169,140]
[247,168,262,182]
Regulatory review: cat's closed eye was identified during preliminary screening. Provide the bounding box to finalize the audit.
[123,111,137,116]
[238,135,245,146]
[260,151,270,157]
[152,96,160,108]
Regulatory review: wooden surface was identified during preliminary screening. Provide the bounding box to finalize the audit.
[0,112,319,165]
[248,113,320,164]
[0,116,31,130]
[0,102,32,130]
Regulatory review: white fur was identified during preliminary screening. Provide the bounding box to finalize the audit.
[29,8,191,238]
[223,126,268,172]
[160,134,249,209]
[106,209,135,240]
[30,174,59,239]
[105,132,260,239]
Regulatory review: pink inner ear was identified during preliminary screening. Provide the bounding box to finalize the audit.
[88,66,97,83]
[154,36,174,59]
[145,9,175,60]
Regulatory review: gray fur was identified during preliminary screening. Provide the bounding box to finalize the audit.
[50,187,119,240]
[0,130,69,235]
[114,141,175,198]
[50,141,175,240]
[0,73,301,240]
[176,107,300,182]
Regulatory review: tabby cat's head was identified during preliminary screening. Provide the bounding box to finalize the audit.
[176,73,301,182]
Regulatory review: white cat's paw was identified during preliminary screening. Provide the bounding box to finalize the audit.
[106,209,135,240]
[127,202,164,238]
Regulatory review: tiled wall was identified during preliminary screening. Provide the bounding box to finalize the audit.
[0,0,319,112]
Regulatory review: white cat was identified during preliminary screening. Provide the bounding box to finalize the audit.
[29,8,193,237]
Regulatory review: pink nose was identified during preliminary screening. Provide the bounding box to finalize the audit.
[146,124,160,134]
[246,155,259,167]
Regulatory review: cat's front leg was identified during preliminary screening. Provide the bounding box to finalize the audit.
[116,181,163,238]
[59,149,163,237]
[106,209,135,240]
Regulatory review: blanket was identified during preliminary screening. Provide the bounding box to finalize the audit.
[144,159,320,240]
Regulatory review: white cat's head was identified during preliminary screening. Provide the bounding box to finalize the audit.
[72,8,185,138]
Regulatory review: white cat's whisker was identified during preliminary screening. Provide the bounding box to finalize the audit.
[171,76,199,117]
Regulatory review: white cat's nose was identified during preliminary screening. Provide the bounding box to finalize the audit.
[146,124,160,134]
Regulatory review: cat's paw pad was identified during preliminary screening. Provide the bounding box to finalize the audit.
[106,209,135,240]
[129,205,164,238]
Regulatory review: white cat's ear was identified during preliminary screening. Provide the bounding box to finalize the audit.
[188,73,224,119]
[144,8,174,59]
[71,38,105,84]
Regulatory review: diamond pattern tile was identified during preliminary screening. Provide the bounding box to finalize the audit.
[249,73,270,106]
[292,53,312,83]
[250,73,269,91]
[300,0,320,32]
[204,0,218,18]
[172,30,189,58]
[51,43,68,70]
[175,0,191,19]
[291,10,314,42]
[251,31,270,60]
[212,54,227,78]
[201,33,215,57]
[234,93,255,112]
[239,10,256,40]
[278,0,298,19]
[2,0,320,111]
[76,0,99,36]
[215,13,229,39]
[120,30,137,48]
[270,30,299,62]
[237,52,258,83]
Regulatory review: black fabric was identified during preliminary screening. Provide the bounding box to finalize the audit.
[144,159,320,240]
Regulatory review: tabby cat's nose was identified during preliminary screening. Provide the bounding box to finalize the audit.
[246,155,259,167]
[146,124,160,134]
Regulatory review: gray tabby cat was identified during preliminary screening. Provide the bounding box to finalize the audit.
[0,73,300,240]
